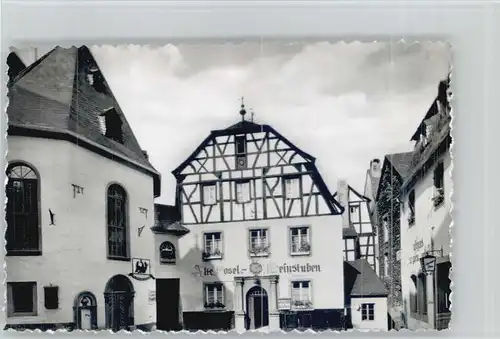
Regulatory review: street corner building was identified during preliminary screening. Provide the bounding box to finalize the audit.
[4,47,160,331]
[372,77,452,331]
[151,105,349,332]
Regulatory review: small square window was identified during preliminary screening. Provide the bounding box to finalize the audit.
[361,303,375,321]
[7,282,37,317]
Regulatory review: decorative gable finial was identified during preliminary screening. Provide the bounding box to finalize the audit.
[239,96,247,121]
[250,109,255,123]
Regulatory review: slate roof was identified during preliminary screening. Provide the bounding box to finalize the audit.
[342,226,358,239]
[151,204,190,236]
[345,259,388,297]
[7,46,161,196]
[386,152,414,179]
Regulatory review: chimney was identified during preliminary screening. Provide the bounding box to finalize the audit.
[337,179,350,228]
[369,158,382,178]
[142,150,149,160]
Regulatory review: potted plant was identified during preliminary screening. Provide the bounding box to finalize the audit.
[299,242,310,252]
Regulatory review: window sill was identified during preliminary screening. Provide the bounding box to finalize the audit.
[6,250,42,256]
[204,308,227,313]
[249,252,269,258]
[203,256,223,261]
[107,256,131,262]
[160,260,176,265]
[8,311,38,317]
[290,252,310,257]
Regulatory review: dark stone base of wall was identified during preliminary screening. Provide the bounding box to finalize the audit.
[4,322,156,332]
[182,311,234,331]
[280,309,346,331]
[4,323,75,332]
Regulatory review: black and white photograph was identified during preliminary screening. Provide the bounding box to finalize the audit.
[3,42,452,332]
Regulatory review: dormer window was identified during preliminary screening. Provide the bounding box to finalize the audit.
[99,108,123,144]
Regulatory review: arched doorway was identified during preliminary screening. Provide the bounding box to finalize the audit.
[246,285,269,330]
[74,291,97,330]
[104,275,135,331]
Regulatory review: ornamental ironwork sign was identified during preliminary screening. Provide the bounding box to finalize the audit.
[128,258,155,281]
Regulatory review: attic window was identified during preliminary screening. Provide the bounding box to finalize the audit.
[99,108,123,144]
[86,66,108,95]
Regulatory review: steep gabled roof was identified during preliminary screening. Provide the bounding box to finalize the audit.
[172,118,344,215]
[375,152,413,202]
[7,46,161,196]
[344,259,388,297]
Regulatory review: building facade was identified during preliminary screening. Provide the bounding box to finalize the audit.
[153,109,347,332]
[334,182,378,272]
[5,46,161,331]
[374,152,413,329]
[399,78,452,330]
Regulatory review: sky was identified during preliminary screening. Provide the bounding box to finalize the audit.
[89,42,451,205]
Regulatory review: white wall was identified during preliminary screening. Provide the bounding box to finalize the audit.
[400,152,452,330]
[155,215,344,312]
[6,136,157,327]
[350,297,388,331]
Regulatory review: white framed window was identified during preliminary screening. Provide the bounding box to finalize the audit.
[383,217,389,243]
[361,303,375,321]
[7,282,37,317]
[203,232,223,259]
[249,228,269,256]
[290,226,310,255]
[384,255,389,277]
[204,283,225,309]
[202,183,217,206]
[235,180,251,204]
[291,281,312,309]
[284,177,301,199]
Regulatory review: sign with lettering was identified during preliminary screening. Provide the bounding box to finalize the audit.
[148,290,156,305]
[191,262,322,277]
[408,238,427,265]
[278,298,292,310]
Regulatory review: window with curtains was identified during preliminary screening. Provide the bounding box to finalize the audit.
[6,163,41,255]
[290,226,311,255]
[107,184,129,260]
[204,283,225,309]
[249,228,269,256]
[291,281,312,309]
[203,232,223,259]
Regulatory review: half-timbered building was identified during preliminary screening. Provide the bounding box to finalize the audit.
[5,46,160,331]
[400,78,452,331]
[334,182,378,272]
[154,104,347,332]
